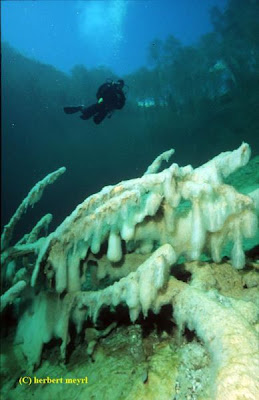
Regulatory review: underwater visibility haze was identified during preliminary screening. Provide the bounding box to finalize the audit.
[1,1,259,399]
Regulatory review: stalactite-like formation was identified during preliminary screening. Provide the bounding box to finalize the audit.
[1,143,258,399]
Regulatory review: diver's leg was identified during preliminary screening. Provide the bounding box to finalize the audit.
[64,106,84,114]
[80,104,99,120]
[93,109,108,124]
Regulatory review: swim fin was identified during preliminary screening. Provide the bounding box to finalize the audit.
[64,106,83,114]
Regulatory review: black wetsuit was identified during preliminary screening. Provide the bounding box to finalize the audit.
[64,81,126,124]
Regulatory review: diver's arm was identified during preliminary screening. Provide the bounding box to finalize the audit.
[116,92,126,109]
[96,83,110,100]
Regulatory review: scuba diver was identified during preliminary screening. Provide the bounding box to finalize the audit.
[64,79,126,124]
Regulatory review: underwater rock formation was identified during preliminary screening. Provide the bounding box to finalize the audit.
[1,143,258,400]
